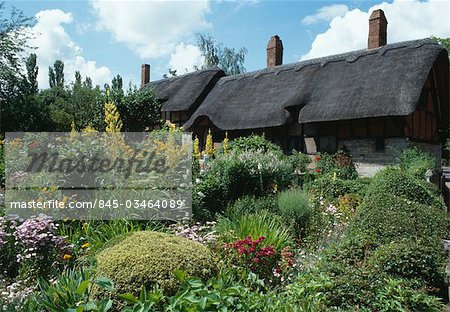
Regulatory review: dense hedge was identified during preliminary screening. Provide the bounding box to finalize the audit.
[365,167,445,209]
[93,231,216,299]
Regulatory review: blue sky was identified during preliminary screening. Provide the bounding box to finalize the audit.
[8,0,450,89]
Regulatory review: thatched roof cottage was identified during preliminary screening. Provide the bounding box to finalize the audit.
[141,9,449,177]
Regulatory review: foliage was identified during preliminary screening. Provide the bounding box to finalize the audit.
[315,148,358,180]
[287,150,311,173]
[36,267,114,312]
[398,147,436,178]
[0,3,34,100]
[216,211,293,252]
[296,266,445,311]
[196,33,247,75]
[223,134,282,155]
[305,175,370,200]
[93,231,216,300]
[118,85,162,131]
[276,189,312,237]
[431,36,450,58]
[351,192,449,246]
[120,269,289,312]
[366,167,445,209]
[367,239,446,287]
[193,150,294,219]
[58,220,167,254]
[226,195,277,219]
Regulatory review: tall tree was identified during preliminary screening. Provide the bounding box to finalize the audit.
[197,34,247,75]
[25,53,38,94]
[0,2,34,99]
[49,60,64,88]
[111,74,124,105]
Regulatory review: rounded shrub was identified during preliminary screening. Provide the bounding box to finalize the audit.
[350,192,450,245]
[366,167,444,209]
[367,239,446,287]
[93,231,216,298]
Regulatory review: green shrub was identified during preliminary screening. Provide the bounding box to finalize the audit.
[305,176,370,200]
[287,150,311,173]
[367,239,446,287]
[223,134,282,154]
[193,150,294,220]
[216,211,293,251]
[93,231,216,299]
[277,189,311,237]
[398,147,436,179]
[367,167,444,209]
[226,195,277,219]
[294,265,444,311]
[351,192,450,245]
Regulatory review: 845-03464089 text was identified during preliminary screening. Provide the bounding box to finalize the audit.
[8,199,187,210]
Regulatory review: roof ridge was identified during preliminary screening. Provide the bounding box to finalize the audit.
[218,38,438,82]
[148,66,223,85]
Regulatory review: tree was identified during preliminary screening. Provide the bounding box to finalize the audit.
[49,60,64,88]
[0,2,34,100]
[118,84,161,131]
[111,74,124,105]
[25,53,38,94]
[196,34,247,75]
[431,36,450,59]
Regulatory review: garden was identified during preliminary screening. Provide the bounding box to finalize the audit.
[1,108,450,311]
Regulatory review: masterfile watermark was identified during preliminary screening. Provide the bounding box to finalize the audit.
[4,132,192,220]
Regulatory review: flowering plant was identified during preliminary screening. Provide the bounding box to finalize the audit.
[225,236,291,283]
[1,214,72,279]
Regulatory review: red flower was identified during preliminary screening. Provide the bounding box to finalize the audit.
[315,169,322,173]
[315,156,321,161]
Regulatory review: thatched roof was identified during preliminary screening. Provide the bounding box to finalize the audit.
[144,66,225,112]
[183,38,448,130]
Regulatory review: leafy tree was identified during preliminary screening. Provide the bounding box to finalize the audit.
[196,34,247,75]
[110,74,124,105]
[118,84,161,131]
[49,60,64,88]
[431,36,450,59]
[0,2,34,100]
[25,53,38,94]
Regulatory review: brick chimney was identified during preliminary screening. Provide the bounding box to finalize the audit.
[266,35,283,68]
[368,9,387,49]
[141,64,150,87]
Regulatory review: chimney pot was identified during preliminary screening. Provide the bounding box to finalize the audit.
[267,35,283,68]
[141,64,150,87]
[368,9,388,49]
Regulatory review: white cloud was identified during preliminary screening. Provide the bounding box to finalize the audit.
[301,0,450,60]
[168,43,204,75]
[28,9,112,89]
[302,4,349,25]
[90,0,211,59]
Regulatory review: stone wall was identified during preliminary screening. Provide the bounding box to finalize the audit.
[339,137,442,177]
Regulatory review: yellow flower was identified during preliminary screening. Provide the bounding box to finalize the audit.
[81,242,90,249]
[63,254,73,260]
